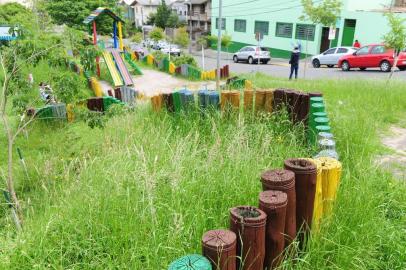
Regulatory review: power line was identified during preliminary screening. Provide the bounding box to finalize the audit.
[211,0,261,10]
[213,0,302,13]
[211,0,299,10]
[217,0,322,18]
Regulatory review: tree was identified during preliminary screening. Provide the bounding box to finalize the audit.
[0,40,63,230]
[300,0,343,78]
[146,12,156,25]
[44,0,117,32]
[174,27,189,48]
[149,27,165,42]
[167,12,180,28]
[383,12,406,80]
[155,1,171,29]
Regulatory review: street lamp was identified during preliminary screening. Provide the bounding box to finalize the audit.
[184,0,193,54]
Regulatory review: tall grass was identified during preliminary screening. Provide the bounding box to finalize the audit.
[0,75,405,269]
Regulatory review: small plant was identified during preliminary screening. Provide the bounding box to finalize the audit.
[80,46,101,73]
[149,27,165,42]
[152,50,167,63]
[51,71,89,104]
[131,32,143,44]
[174,27,189,48]
[172,54,198,68]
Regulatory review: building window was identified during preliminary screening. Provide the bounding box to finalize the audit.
[254,21,269,35]
[295,24,315,41]
[216,18,226,30]
[275,22,293,38]
[234,19,246,33]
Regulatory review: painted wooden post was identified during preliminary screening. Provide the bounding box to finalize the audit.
[113,21,118,49]
[93,20,101,77]
[118,21,124,51]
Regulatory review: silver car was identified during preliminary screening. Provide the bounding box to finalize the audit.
[312,47,358,68]
[233,46,271,64]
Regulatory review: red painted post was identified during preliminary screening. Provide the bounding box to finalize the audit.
[93,21,101,77]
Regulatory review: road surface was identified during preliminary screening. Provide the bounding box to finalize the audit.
[191,50,406,80]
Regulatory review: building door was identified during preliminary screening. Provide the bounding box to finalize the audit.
[342,19,356,46]
[320,27,340,53]
[320,27,330,53]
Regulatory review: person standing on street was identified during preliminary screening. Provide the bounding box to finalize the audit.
[289,46,300,80]
[353,39,361,48]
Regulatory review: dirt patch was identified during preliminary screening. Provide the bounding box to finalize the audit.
[377,126,406,181]
[132,69,216,97]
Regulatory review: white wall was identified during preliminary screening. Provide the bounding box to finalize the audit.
[0,0,31,7]
[346,0,392,11]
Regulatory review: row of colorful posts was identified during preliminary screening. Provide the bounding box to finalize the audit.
[34,61,139,121]
[169,157,342,270]
[153,83,342,269]
[151,83,337,149]
[143,54,230,80]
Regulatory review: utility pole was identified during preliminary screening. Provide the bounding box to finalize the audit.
[216,0,223,91]
[186,1,193,54]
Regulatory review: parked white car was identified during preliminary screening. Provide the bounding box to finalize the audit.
[233,46,271,64]
[312,47,358,68]
[161,45,181,56]
[153,40,169,50]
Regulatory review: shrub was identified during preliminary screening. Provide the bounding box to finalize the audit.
[172,54,198,68]
[151,50,167,63]
[149,27,165,42]
[50,71,90,104]
[174,27,189,48]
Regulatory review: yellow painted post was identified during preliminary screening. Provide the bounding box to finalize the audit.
[147,55,154,66]
[245,80,253,90]
[67,104,74,122]
[90,77,103,97]
[304,158,323,231]
[118,21,124,51]
[169,62,176,74]
[317,157,342,217]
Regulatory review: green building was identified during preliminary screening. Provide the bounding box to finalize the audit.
[211,0,406,58]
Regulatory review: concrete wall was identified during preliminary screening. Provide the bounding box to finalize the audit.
[346,0,392,11]
[211,0,406,58]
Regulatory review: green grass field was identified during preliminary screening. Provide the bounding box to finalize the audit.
[0,75,405,269]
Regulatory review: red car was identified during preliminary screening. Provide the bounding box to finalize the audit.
[338,44,406,72]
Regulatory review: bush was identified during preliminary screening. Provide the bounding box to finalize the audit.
[174,27,189,48]
[151,50,167,63]
[50,71,90,104]
[131,32,143,44]
[172,54,198,68]
[149,27,165,42]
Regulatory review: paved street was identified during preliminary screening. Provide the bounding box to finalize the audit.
[191,49,406,80]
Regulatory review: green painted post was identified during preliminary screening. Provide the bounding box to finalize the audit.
[168,254,212,270]
[172,91,182,113]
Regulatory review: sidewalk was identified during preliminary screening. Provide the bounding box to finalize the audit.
[188,48,292,67]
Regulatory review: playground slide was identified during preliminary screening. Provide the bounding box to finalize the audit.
[102,51,123,87]
[110,49,133,86]
[124,52,143,75]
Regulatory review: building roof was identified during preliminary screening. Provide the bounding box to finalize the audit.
[119,0,137,6]
[135,0,163,5]
[83,7,125,24]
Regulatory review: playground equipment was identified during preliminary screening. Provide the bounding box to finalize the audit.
[83,8,134,87]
